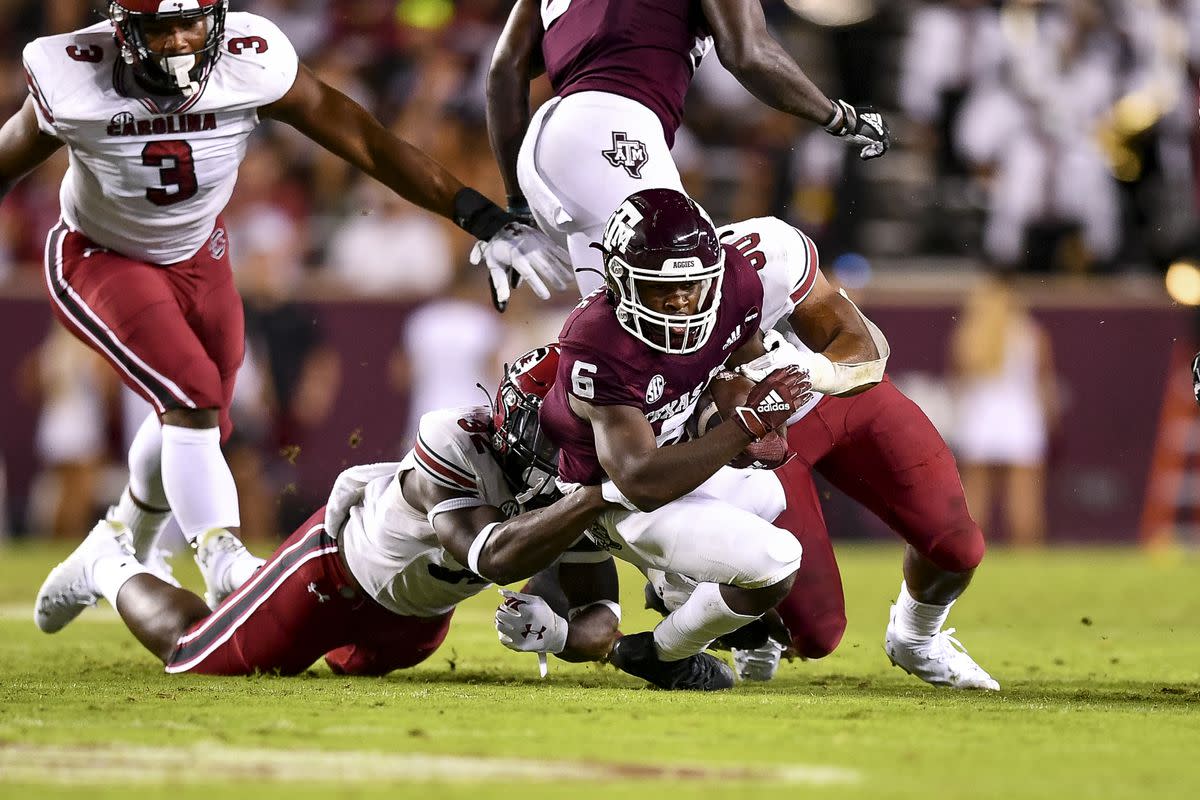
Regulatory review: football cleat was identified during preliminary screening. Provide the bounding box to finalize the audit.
[144,548,181,589]
[193,529,264,609]
[885,605,1000,690]
[34,520,134,633]
[732,639,784,682]
[610,632,735,691]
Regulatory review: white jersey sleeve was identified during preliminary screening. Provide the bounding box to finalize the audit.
[411,407,496,496]
[21,26,109,139]
[719,217,820,331]
[219,13,299,108]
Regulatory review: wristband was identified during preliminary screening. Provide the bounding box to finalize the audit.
[467,521,501,579]
[568,599,622,624]
[453,187,515,240]
[426,496,488,527]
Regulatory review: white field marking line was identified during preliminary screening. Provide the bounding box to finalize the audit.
[0,743,861,786]
[0,602,118,623]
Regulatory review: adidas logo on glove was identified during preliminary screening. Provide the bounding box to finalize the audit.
[755,390,790,414]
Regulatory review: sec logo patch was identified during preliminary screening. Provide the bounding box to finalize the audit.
[645,374,665,404]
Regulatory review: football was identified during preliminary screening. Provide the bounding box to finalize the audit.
[691,373,791,470]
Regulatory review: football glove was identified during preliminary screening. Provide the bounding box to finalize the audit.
[495,589,568,654]
[733,366,813,440]
[824,99,890,161]
[470,222,573,311]
[1193,351,1200,407]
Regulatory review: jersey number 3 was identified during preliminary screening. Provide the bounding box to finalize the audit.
[142,141,197,206]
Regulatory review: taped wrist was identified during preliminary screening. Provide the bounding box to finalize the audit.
[454,188,515,240]
[823,98,855,136]
[466,522,501,581]
[568,599,622,624]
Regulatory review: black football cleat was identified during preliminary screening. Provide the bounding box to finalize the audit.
[610,632,735,691]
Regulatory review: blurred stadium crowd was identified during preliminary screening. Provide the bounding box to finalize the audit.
[1,0,1197,541]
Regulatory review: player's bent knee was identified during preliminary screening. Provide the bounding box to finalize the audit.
[792,612,847,660]
[738,527,803,591]
[925,522,986,574]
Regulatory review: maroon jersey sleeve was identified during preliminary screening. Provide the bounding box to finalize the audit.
[557,342,641,407]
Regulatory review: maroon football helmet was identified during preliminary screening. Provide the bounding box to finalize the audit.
[594,188,725,355]
[108,1,228,96]
[492,345,561,503]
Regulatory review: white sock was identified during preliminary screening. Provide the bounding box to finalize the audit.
[128,412,168,507]
[92,552,150,608]
[109,487,171,561]
[160,424,240,543]
[652,581,759,661]
[893,581,954,641]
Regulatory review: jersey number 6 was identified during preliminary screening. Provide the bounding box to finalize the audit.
[142,140,198,206]
[571,361,597,400]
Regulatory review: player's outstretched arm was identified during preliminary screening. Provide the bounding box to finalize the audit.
[781,269,889,397]
[0,98,63,202]
[701,0,889,159]
[407,471,612,586]
[261,65,467,222]
[487,0,545,217]
[261,66,572,308]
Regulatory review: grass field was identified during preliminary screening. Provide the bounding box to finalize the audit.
[1,541,1198,799]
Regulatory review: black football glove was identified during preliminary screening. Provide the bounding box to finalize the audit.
[1192,351,1200,407]
[824,99,890,161]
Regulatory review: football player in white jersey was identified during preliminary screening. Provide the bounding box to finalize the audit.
[643,217,997,689]
[33,346,622,677]
[2,1,573,613]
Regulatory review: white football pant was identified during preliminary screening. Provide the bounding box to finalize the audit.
[518,91,687,295]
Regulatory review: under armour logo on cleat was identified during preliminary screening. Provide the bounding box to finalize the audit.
[307,582,329,603]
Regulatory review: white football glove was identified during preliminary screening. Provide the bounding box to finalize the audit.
[470,222,573,309]
[495,589,568,655]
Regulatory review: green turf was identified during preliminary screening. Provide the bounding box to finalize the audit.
[1,541,1197,799]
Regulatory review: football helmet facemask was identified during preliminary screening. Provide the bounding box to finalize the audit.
[492,345,561,505]
[109,0,228,97]
[594,188,725,355]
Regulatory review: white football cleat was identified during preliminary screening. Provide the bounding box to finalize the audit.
[732,639,784,682]
[885,605,1000,691]
[35,520,134,633]
[193,529,264,609]
[143,548,181,588]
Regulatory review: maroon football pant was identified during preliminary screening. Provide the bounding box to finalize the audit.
[773,377,985,658]
[42,219,243,439]
[165,508,454,676]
